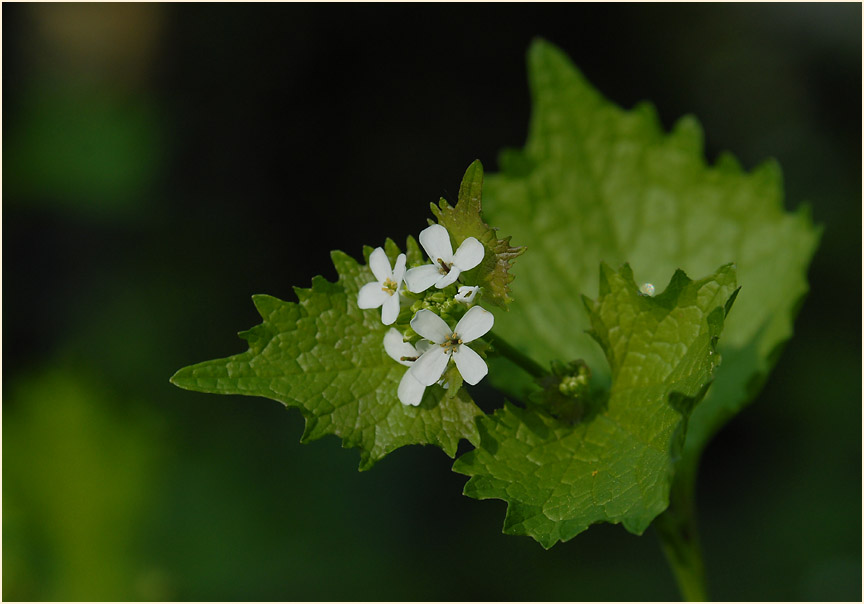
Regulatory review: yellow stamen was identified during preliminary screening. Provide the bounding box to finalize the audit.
[440,332,462,353]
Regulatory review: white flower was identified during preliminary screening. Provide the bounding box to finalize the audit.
[404,224,484,293]
[383,328,433,406]
[455,285,479,305]
[408,306,494,387]
[357,247,406,325]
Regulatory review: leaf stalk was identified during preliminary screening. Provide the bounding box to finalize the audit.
[655,453,708,601]
[488,330,547,378]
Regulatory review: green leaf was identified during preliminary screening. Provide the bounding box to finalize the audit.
[454,263,738,548]
[171,239,482,470]
[483,39,820,462]
[431,160,526,309]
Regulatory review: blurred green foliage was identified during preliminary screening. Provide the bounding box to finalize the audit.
[5,83,163,215]
[3,3,860,601]
[4,367,165,600]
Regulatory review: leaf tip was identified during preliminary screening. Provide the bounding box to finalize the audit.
[330,249,357,276]
[714,150,742,173]
[527,36,558,61]
[596,262,615,295]
[724,286,742,317]
[168,367,188,389]
[751,157,784,197]
[251,293,280,318]
[670,114,704,154]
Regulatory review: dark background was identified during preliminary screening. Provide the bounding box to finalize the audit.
[3,3,861,601]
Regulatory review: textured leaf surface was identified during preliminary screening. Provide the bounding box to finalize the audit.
[171,240,482,470]
[431,160,525,309]
[483,40,820,459]
[454,263,738,547]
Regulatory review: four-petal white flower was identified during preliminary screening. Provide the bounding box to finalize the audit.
[409,306,494,387]
[404,224,484,293]
[357,247,406,325]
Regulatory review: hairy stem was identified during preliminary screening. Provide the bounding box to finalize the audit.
[487,330,547,378]
[655,452,708,601]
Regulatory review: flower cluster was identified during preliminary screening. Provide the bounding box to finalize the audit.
[358,224,493,406]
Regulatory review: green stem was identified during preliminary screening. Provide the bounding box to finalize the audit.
[487,330,547,378]
[655,452,708,601]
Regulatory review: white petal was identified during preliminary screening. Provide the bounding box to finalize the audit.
[414,340,434,354]
[380,293,400,325]
[357,282,389,309]
[452,345,488,385]
[368,247,392,283]
[418,224,454,264]
[452,236,484,271]
[453,305,494,342]
[410,346,451,386]
[383,328,417,366]
[397,370,426,406]
[392,253,407,284]
[434,267,461,289]
[404,264,441,293]
[409,309,451,344]
[455,285,479,304]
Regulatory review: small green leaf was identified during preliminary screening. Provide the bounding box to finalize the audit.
[431,160,525,309]
[454,263,738,548]
[171,241,482,470]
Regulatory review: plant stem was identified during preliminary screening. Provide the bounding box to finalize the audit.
[487,330,547,378]
[655,452,708,601]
